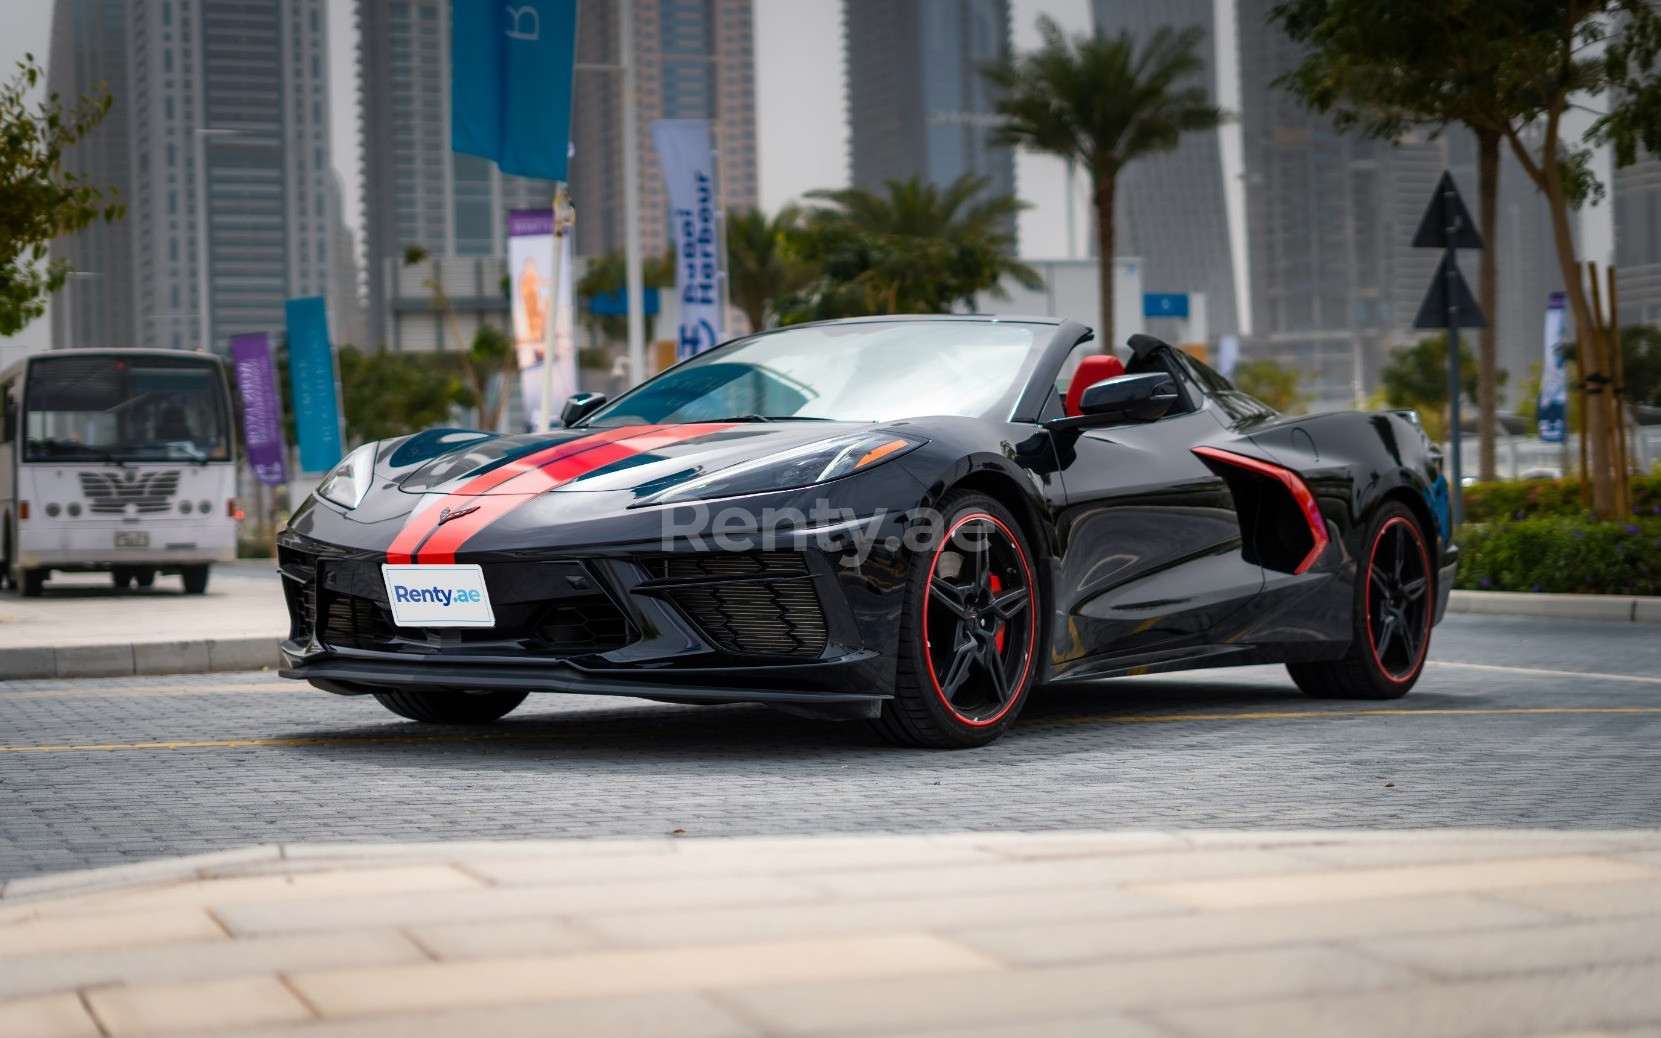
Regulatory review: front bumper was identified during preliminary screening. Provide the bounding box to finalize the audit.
[275,530,908,713]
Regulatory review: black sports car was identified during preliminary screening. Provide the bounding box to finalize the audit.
[278,316,1456,748]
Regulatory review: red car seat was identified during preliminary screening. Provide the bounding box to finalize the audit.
[1064,354,1126,416]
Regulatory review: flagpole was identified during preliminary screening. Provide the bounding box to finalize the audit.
[620,0,646,386]
[542,183,572,432]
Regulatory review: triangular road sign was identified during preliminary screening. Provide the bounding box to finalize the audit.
[1413,253,1487,329]
[1411,171,1483,250]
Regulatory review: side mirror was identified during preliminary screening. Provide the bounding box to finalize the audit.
[1047,372,1179,431]
[560,392,607,427]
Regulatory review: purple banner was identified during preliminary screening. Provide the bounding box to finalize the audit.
[230,332,289,486]
[509,209,554,237]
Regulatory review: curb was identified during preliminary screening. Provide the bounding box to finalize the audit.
[1447,589,1661,623]
[0,636,282,681]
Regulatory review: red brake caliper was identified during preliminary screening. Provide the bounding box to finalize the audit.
[989,573,1005,652]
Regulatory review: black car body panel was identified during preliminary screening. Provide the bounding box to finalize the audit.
[278,316,1455,716]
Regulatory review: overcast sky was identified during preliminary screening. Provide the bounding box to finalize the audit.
[2,0,1100,349]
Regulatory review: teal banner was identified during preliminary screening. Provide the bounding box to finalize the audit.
[284,296,342,473]
[451,0,578,182]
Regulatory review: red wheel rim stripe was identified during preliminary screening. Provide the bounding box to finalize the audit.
[920,511,1036,728]
[1366,515,1432,684]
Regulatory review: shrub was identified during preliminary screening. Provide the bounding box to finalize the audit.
[1461,474,1661,523]
[1455,516,1661,595]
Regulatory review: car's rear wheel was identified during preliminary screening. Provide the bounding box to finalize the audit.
[1287,502,1433,700]
[372,689,529,724]
[871,491,1041,749]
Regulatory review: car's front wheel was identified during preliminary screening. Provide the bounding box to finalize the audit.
[871,491,1041,749]
[1287,502,1433,700]
[372,689,529,724]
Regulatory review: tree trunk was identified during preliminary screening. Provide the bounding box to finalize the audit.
[1094,176,1116,353]
[1538,151,1614,518]
[1476,129,1501,482]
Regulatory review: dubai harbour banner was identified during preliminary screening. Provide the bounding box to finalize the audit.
[652,118,724,359]
[1538,291,1568,443]
[508,208,576,430]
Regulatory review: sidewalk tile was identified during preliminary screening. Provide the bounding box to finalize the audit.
[34,865,483,919]
[1281,837,1646,870]
[283,839,673,862]
[405,919,600,960]
[722,945,1416,1035]
[85,975,312,1035]
[0,909,224,957]
[0,931,424,1002]
[1488,879,1661,921]
[225,992,756,1038]
[0,992,100,1038]
[1355,916,1661,979]
[580,884,1174,948]
[868,1014,1169,1038]
[1133,855,1659,911]
[1,846,281,902]
[1152,960,1661,1038]
[288,933,999,1019]
[466,840,1000,886]
[960,831,1190,860]
[798,847,1320,901]
[952,892,1553,966]
[216,875,821,937]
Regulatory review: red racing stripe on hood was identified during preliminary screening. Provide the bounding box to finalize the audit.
[385,426,662,563]
[391,423,734,564]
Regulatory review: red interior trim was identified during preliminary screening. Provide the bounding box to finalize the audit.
[1192,446,1330,574]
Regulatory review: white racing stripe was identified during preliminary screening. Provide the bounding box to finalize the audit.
[1429,660,1661,686]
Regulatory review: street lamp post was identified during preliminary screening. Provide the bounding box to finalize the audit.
[194,128,241,352]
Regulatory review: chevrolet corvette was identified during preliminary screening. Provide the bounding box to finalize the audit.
[277,316,1456,748]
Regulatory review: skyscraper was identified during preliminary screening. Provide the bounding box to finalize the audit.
[843,0,1015,221]
[568,0,759,259]
[48,0,338,353]
[1616,154,1661,326]
[1238,0,1444,403]
[1091,0,1238,340]
[358,0,760,348]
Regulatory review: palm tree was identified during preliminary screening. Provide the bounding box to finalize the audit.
[796,173,1039,315]
[725,206,810,333]
[983,18,1226,347]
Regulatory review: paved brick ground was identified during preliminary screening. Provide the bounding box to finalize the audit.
[2,831,1660,1037]
[1,614,1658,881]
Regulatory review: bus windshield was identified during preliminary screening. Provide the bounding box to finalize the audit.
[24,354,233,464]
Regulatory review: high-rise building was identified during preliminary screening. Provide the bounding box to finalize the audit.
[1616,153,1661,327]
[1091,0,1237,341]
[568,0,759,259]
[48,0,338,354]
[843,0,1015,223]
[47,0,135,351]
[1238,0,1445,403]
[358,0,760,348]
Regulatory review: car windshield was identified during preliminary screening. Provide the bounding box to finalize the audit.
[24,354,232,463]
[582,320,1047,426]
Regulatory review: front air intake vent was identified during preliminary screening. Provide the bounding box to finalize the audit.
[643,551,810,582]
[646,551,828,659]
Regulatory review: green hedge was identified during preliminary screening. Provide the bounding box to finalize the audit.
[1455,516,1661,594]
[1462,474,1661,523]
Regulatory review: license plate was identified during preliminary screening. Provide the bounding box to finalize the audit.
[115,531,150,548]
[381,564,495,628]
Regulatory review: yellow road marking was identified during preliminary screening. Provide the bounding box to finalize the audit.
[3,707,1659,754]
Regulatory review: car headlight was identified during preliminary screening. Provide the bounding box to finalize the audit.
[644,431,923,505]
[316,444,377,510]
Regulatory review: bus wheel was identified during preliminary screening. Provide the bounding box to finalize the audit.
[135,569,155,588]
[112,568,136,590]
[20,569,45,598]
[181,565,210,595]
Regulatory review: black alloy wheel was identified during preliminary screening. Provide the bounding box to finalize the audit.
[873,491,1040,749]
[1287,502,1432,699]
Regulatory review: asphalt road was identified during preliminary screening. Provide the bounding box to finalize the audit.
[2,613,1659,881]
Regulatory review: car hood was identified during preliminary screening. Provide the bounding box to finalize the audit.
[386,421,875,498]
